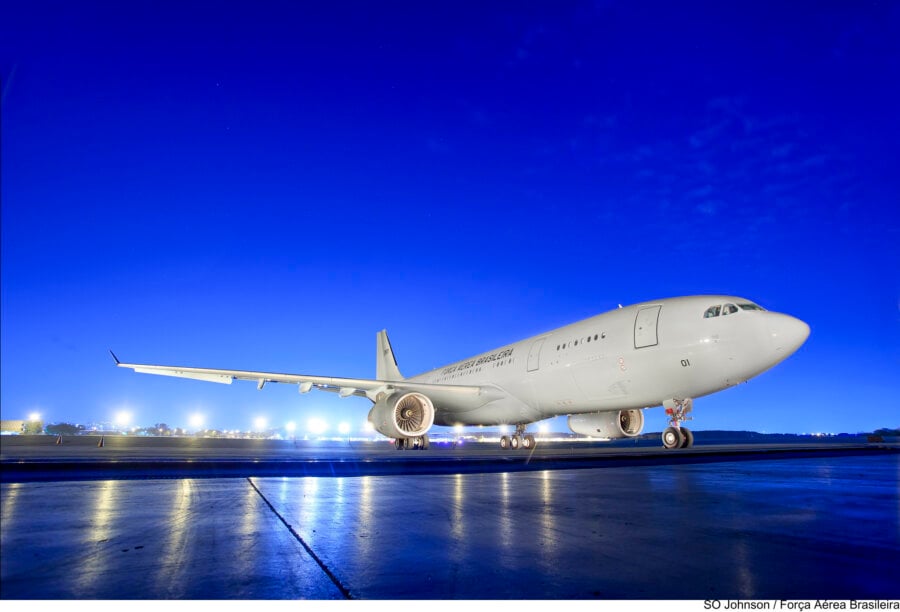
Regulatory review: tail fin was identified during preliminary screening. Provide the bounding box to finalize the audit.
[376,330,404,381]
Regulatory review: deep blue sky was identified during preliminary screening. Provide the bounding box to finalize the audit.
[2,2,898,435]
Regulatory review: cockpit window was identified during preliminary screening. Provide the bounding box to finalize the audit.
[722,303,739,315]
[738,303,765,311]
[703,305,721,318]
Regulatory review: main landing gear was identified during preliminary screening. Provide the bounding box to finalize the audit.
[499,424,536,452]
[394,434,430,450]
[662,398,694,449]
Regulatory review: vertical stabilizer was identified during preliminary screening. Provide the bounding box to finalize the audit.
[376,330,404,381]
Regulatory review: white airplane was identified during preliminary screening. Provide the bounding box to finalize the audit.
[113,295,809,450]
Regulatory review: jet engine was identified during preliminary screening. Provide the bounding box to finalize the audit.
[567,409,644,438]
[367,392,435,439]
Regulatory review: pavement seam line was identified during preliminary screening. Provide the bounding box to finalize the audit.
[246,476,353,599]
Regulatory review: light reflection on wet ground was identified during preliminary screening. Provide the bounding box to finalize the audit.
[2,454,896,599]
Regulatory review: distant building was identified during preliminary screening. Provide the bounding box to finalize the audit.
[0,420,26,434]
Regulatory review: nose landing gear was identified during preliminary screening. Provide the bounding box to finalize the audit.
[662,398,694,449]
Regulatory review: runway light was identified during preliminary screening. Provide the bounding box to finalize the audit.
[308,417,328,436]
[499,424,509,434]
[364,421,375,432]
[189,413,204,429]
[453,424,464,434]
[538,423,550,434]
[338,422,351,435]
[28,412,41,422]
[285,421,296,434]
[115,411,132,428]
[254,417,268,431]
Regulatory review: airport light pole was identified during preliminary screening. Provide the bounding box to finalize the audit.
[189,413,204,436]
[307,417,327,439]
[254,417,267,439]
[24,412,43,435]
[115,411,131,433]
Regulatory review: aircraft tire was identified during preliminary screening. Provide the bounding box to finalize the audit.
[662,427,683,449]
[422,434,430,450]
[395,438,403,450]
[523,435,536,449]
[500,436,509,450]
[680,428,694,448]
[510,435,520,450]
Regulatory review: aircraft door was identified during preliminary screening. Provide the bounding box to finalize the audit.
[527,338,546,372]
[634,305,661,349]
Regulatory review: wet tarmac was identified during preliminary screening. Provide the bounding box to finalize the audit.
[1,436,898,599]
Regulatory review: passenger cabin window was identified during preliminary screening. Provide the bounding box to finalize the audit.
[703,305,721,318]
[722,303,739,315]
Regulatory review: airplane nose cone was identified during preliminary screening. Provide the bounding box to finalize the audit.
[769,314,810,356]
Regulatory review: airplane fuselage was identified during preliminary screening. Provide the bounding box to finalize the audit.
[415,295,809,427]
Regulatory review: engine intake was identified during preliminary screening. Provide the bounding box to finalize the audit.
[368,392,435,439]
[567,409,644,439]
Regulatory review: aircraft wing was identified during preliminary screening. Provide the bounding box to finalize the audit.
[111,353,505,412]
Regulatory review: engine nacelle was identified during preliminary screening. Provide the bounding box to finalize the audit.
[367,392,435,439]
[567,409,644,439]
